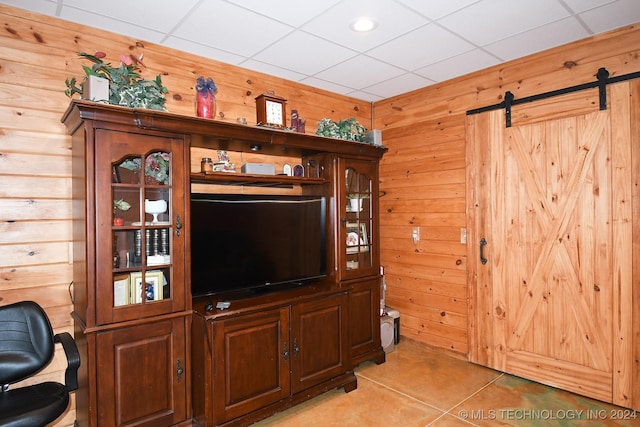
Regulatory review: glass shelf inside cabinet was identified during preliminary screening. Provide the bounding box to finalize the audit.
[345,220,373,271]
[344,166,373,272]
[111,152,173,308]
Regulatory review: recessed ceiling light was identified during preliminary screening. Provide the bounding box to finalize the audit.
[350,17,377,32]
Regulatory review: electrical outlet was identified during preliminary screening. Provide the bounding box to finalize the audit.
[412,227,420,244]
[460,227,467,244]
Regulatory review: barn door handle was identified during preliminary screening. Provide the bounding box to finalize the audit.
[480,238,488,265]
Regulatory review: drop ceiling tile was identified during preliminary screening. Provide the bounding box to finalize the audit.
[252,30,356,76]
[367,23,474,70]
[414,49,499,82]
[225,0,341,27]
[395,0,479,20]
[61,0,200,32]
[301,0,429,52]
[438,0,571,46]
[563,0,619,14]
[240,59,308,82]
[314,54,406,90]
[7,0,637,101]
[300,76,359,95]
[59,7,166,44]
[363,72,435,99]
[578,0,640,33]
[484,17,589,62]
[346,90,384,102]
[2,0,57,16]
[164,36,247,65]
[172,1,293,57]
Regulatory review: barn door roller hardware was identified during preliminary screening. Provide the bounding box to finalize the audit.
[466,67,640,127]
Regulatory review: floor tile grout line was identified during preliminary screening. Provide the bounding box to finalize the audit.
[436,372,506,425]
[356,370,504,427]
[426,412,479,427]
[355,372,448,414]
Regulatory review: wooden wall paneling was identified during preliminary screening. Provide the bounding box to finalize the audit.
[0,264,72,289]
[400,312,467,354]
[0,130,71,155]
[0,5,372,425]
[378,115,468,353]
[631,79,640,411]
[2,1,640,417]
[374,24,640,124]
[375,24,640,359]
[0,4,371,126]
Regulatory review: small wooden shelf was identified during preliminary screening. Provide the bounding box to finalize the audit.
[190,172,326,187]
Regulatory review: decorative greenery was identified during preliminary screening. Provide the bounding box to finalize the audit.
[65,51,168,111]
[119,152,170,185]
[316,118,367,142]
[144,152,170,184]
[113,199,131,212]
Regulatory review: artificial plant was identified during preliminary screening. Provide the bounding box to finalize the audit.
[65,51,168,111]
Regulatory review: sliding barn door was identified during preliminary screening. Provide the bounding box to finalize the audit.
[466,81,637,409]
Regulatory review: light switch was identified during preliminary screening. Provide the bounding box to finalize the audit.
[460,228,467,244]
[412,227,420,244]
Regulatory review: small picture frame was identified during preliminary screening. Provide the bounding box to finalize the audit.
[346,222,369,254]
[113,274,130,307]
[130,270,164,303]
[293,164,304,177]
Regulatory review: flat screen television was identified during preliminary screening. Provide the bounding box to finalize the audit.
[190,193,327,298]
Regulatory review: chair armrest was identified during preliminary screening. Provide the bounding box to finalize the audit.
[54,332,80,392]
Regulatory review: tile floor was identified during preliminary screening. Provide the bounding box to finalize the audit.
[253,338,640,426]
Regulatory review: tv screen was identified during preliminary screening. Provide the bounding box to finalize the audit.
[190,193,327,297]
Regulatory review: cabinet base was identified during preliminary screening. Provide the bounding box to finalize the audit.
[198,372,357,427]
[352,346,386,369]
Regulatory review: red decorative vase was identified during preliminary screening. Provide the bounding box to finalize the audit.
[196,91,216,118]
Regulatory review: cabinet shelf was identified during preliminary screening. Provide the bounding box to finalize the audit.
[190,172,326,187]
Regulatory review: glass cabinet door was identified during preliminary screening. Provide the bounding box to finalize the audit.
[341,159,377,279]
[96,130,186,325]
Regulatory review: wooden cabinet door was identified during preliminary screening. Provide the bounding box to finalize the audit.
[349,278,383,367]
[467,83,637,408]
[95,317,188,427]
[212,307,290,424]
[94,129,188,326]
[338,158,380,281]
[291,293,348,394]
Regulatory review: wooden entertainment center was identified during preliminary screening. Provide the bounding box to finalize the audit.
[63,100,386,426]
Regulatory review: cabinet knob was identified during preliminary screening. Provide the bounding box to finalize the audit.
[282,343,289,360]
[293,338,300,359]
[176,359,184,383]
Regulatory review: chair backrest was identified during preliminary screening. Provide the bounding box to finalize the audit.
[0,301,55,387]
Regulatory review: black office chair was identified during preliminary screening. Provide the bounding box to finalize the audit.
[0,301,80,427]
